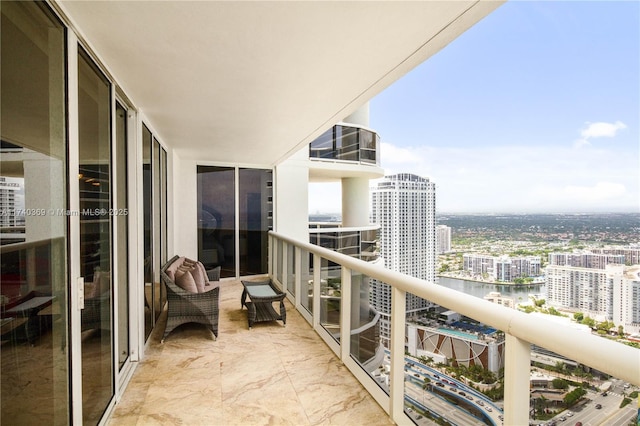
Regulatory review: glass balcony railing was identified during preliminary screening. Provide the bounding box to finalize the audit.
[309,226,380,262]
[268,231,640,426]
[309,124,380,165]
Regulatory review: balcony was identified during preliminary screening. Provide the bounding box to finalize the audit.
[107,278,392,425]
[309,124,380,166]
[110,232,639,425]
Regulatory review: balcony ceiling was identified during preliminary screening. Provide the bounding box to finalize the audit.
[58,1,501,166]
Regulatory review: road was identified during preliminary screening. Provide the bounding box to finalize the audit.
[543,388,637,426]
[403,360,503,425]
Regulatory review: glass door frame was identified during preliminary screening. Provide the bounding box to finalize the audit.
[113,92,139,392]
[68,32,142,425]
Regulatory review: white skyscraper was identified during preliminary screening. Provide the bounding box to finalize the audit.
[436,224,451,254]
[370,173,436,347]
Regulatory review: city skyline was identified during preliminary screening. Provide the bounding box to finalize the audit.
[309,1,639,214]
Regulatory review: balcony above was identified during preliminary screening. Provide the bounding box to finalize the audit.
[309,124,385,181]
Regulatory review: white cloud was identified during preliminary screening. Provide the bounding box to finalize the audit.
[581,121,627,139]
[575,120,627,148]
[380,142,422,164]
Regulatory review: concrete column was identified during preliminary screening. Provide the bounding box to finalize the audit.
[341,177,369,227]
[343,103,370,127]
[504,333,531,425]
[390,287,406,422]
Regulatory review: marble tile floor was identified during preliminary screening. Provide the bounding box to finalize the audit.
[107,279,394,425]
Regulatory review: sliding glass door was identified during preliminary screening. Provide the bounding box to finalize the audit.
[0,2,69,423]
[142,126,167,340]
[78,47,113,425]
[197,166,272,278]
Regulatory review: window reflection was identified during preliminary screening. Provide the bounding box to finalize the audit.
[78,47,113,425]
[1,2,69,424]
[309,125,379,164]
[198,166,236,277]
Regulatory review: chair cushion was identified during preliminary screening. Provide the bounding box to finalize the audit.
[191,262,208,293]
[174,260,209,293]
[174,265,198,293]
[165,256,185,280]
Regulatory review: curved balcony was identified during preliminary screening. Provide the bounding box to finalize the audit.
[309,123,380,166]
[309,225,379,262]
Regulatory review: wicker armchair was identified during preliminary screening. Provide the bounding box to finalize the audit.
[160,255,220,342]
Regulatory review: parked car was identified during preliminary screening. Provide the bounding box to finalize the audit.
[595,404,602,409]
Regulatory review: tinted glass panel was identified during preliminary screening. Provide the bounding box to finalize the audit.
[152,139,162,323]
[142,125,152,339]
[197,166,235,278]
[115,102,129,370]
[78,47,113,424]
[0,2,69,423]
[238,168,272,275]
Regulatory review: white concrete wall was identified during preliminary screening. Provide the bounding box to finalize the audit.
[172,153,198,259]
[275,148,309,243]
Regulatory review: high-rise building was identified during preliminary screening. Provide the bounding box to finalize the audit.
[611,265,640,334]
[370,173,436,347]
[464,253,541,282]
[593,246,640,266]
[547,264,640,334]
[548,251,625,269]
[0,177,20,227]
[436,224,451,254]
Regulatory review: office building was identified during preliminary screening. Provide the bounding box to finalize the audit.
[370,173,437,347]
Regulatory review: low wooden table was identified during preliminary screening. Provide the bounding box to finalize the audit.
[240,279,286,329]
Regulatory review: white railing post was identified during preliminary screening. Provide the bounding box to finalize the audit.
[294,247,302,308]
[268,235,273,277]
[312,254,321,329]
[390,286,406,423]
[281,242,288,290]
[504,333,531,425]
[340,266,352,361]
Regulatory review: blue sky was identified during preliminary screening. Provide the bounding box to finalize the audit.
[310,1,639,214]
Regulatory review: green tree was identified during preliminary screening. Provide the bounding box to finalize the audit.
[552,378,569,389]
[573,312,584,322]
[617,325,625,336]
[581,316,596,328]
